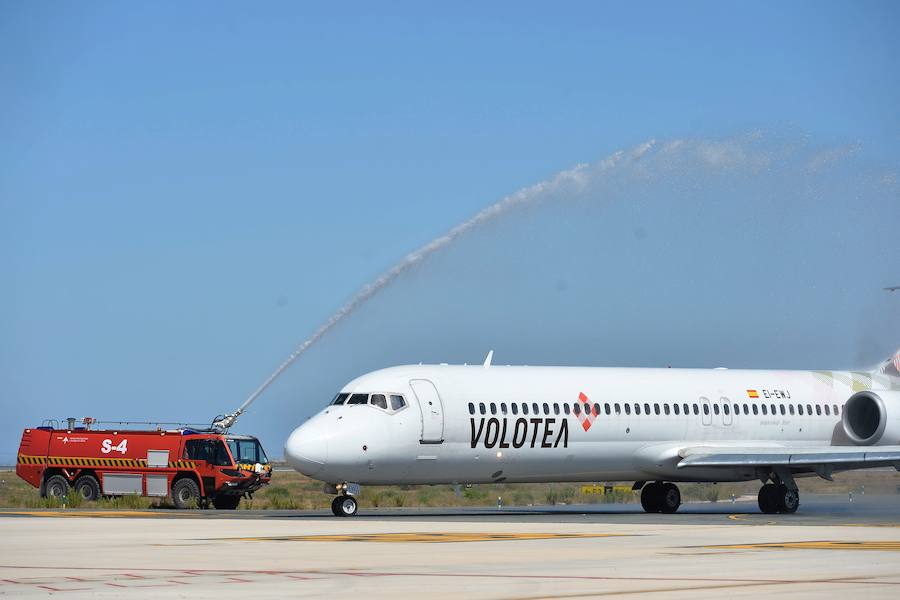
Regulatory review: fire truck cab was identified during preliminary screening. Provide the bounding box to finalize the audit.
[16,418,272,509]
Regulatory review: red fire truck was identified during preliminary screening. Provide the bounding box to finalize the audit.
[16,418,272,509]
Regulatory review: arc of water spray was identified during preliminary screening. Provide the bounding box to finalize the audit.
[213,140,657,429]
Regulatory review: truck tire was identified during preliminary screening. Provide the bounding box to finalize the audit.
[172,478,201,509]
[44,475,70,499]
[212,495,241,510]
[74,475,101,502]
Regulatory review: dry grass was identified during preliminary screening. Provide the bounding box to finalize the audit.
[2,466,898,511]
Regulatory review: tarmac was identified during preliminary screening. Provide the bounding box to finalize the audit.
[1,494,899,598]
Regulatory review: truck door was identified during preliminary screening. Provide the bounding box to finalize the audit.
[410,379,444,443]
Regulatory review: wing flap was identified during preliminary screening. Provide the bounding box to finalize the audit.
[676,445,900,469]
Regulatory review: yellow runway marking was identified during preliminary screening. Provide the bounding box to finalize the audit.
[217,532,632,543]
[707,541,900,551]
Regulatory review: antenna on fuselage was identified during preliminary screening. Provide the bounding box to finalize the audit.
[483,350,494,368]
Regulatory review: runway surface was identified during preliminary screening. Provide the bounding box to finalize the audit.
[2,495,899,598]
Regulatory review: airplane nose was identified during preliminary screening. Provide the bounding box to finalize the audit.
[285,422,328,476]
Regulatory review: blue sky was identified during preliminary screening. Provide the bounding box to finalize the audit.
[2,2,899,462]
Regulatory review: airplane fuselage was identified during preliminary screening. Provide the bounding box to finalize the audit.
[285,364,896,486]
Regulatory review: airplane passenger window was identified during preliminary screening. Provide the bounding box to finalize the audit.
[501,403,508,415]
[797,405,802,415]
[779,405,786,415]
[807,404,812,415]
[512,403,519,415]
[834,404,839,414]
[390,395,406,410]
[692,404,699,415]
[723,404,730,415]
[490,403,497,415]
[614,403,621,415]
[593,403,601,416]
[332,393,349,405]
[683,403,689,415]
[370,394,388,410]
[824,405,830,416]
[816,405,822,415]
[532,403,539,414]
[635,403,641,415]
[664,404,670,415]
[468,402,475,415]
[624,403,631,415]
[654,404,660,415]
[479,402,486,415]
[645,403,651,415]
[752,404,758,415]
[702,404,709,415]
[542,403,550,414]
[743,403,749,415]
[523,403,529,415]
[733,404,739,415]
[348,394,369,405]
[771,404,777,414]
[713,404,720,415]
[761,404,767,415]
[573,403,580,415]
[673,404,679,415]
[604,403,611,415]
[553,403,560,415]
[563,403,570,415]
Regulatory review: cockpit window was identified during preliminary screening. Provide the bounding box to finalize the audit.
[370,394,388,409]
[331,393,349,405]
[347,393,369,405]
[390,395,406,411]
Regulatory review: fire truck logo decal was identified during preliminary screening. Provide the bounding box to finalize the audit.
[577,392,597,432]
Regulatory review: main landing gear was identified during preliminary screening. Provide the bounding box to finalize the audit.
[757,468,800,514]
[331,495,358,517]
[640,481,681,513]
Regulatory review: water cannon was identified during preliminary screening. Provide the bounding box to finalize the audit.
[211,411,241,433]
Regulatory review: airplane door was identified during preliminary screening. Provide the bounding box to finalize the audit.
[700,396,712,426]
[410,379,444,443]
[721,397,733,426]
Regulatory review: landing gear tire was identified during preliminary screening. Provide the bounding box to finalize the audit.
[172,478,201,509]
[43,475,69,499]
[660,483,681,513]
[212,495,241,510]
[776,484,799,514]
[73,475,101,502]
[331,495,358,517]
[758,483,778,514]
[640,482,661,513]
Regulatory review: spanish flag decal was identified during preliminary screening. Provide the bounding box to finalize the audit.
[747,389,759,398]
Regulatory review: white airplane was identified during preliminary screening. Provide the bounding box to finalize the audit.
[285,349,900,517]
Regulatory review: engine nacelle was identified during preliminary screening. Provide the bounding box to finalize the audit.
[842,390,900,446]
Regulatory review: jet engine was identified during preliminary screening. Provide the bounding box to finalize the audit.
[841,390,900,446]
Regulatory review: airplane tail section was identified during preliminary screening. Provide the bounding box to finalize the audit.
[873,349,900,379]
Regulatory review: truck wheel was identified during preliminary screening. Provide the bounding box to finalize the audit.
[74,475,101,501]
[44,475,69,499]
[212,495,241,510]
[172,478,201,509]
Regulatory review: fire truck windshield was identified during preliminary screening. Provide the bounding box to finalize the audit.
[227,438,269,465]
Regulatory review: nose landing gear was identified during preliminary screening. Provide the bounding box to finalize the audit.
[331,495,358,517]
[639,481,681,513]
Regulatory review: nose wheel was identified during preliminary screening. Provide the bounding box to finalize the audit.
[331,495,358,517]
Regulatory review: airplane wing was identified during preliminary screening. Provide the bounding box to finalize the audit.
[677,445,900,470]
